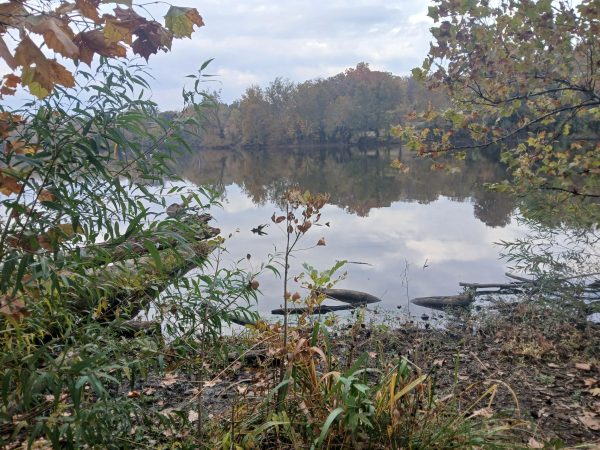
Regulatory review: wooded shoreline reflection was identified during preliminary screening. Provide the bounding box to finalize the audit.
[177,146,515,227]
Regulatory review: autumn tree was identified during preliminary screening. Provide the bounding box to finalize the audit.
[404,0,600,218]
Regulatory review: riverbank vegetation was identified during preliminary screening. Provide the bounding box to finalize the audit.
[1,0,600,448]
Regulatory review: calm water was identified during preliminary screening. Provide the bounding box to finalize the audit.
[175,145,528,319]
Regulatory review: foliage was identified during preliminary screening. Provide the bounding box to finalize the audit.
[0,0,203,99]
[399,0,600,221]
[182,64,449,147]
[0,2,266,446]
[219,320,524,449]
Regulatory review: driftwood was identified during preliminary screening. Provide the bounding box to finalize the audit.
[271,288,381,316]
[410,294,474,309]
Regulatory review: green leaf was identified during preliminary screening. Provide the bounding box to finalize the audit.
[164,6,204,38]
[314,407,344,449]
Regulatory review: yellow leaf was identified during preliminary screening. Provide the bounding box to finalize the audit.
[104,20,132,45]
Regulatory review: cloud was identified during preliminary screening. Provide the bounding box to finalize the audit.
[144,0,434,108]
[0,1,434,109]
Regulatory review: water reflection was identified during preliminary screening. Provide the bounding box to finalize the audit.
[174,146,527,317]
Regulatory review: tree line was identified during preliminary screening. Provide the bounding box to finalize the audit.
[169,63,449,148]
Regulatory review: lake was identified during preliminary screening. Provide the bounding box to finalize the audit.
[175,145,528,320]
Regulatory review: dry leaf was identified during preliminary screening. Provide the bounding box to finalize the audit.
[187,410,199,422]
[127,390,140,398]
[584,378,598,387]
[26,15,79,58]
[590,387,600,397]
[0,295,29,320]
[469,407,493,419]
[38,190,55,202]
[528,437,544,449]
[75,0,102,23]
[143,387,156,395]
[203,379,219,388]
[579,411,600,431]
[576,362,592,371]
[160,373,178,386]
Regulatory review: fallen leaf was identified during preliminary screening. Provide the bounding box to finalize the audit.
[469,407,493,419]
[584,378,598,387]
[576,363,592,371]
[187,410,199,422]
[547,363,560,368]
[203,379,219,388]
[528,437,544,449]
[160,373,178,387]
[127,390,140,398]
[579,411,600,431]
[590,387,600,397]
[0,295,29,320]
[143,387,156,395]
[433,358,445,367]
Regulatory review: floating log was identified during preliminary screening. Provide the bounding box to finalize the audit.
[317,288,381,305]
[271,304,360,315]
[410,293,474,309]
[271,288,381,316]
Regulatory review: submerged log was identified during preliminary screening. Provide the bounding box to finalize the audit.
[410,293,474,309]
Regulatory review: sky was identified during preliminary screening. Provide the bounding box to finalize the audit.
[0,1,434,111]
[147,0,434,110]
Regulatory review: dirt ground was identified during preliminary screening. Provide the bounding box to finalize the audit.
[126,301,600,448]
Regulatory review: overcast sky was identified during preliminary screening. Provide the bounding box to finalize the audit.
[148,0,434,110]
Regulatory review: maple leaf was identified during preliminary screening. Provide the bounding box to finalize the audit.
[0,2,28,29]
[0,36,16,69]
[75,0,101,24]
[0,73,20,96]
[103,19,132,45]
[164,6,204,38]
[25,15,79,59]
[74,30,127,65]
[14,36,47,67]
[132,21,172,60]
